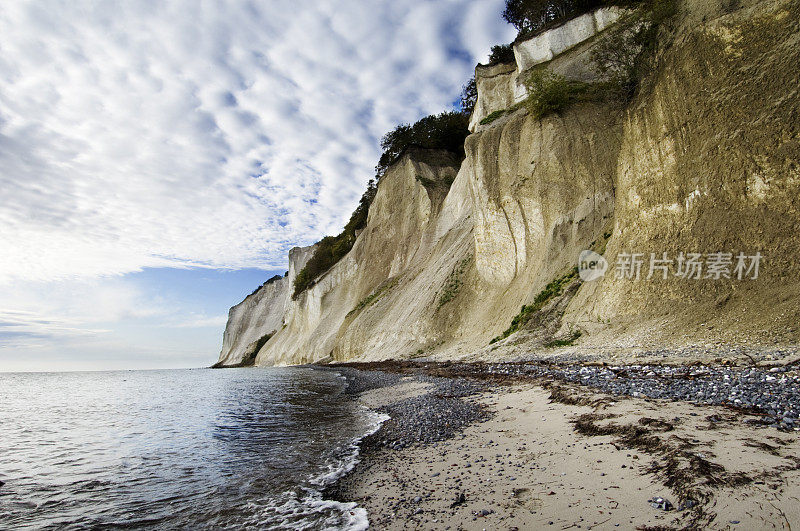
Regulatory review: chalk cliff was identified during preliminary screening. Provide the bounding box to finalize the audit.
[217,245,315,366]
[217,0,800,367]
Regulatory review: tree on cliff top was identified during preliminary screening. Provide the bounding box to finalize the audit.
[374,111,469,179]
[460,77,478,116]
[488,44,516,65]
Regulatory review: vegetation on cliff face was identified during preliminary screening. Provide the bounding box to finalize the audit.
[460,78,478,116]
[488,44,516,65]
[293,111,470,298]
[374,112,470,179]
[348,278,399,317]
[518,0,677,119]
[591,0,678,99]
[438,257,472,308]
[292,179,377,298]
[247,274,286,297]
[504,0,608,39]
[491,268,579,344]
[523,69,594,118]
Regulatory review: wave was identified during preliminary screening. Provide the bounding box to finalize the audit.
[253,406,388,530]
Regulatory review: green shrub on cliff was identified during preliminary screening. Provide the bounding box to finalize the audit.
[518,0,677,117]
[438,257,472,308]
[590,0,678,99]
[292,179,377,298]
[375,111,470,179]
[490,268,578,343]
[480,110,508,125]
[545,330,583,347]
[523,69,591,119]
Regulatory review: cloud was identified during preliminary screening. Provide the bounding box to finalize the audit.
[166,314,230,329]
[0,308,109,347]
[0,277,164,348]
[0,0,515,283]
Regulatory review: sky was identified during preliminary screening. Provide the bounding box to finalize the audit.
[0,0,515,372]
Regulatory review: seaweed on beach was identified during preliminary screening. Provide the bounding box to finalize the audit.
[571,410,755,529]
[544,382,613,408]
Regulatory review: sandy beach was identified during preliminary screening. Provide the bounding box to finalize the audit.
[332,365,800,530]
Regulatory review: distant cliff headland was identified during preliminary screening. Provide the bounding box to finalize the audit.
[217,0,800,368]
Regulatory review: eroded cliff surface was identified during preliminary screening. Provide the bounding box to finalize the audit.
[216,245,315,366]
[218,0,800,367]
[563,0,800,352]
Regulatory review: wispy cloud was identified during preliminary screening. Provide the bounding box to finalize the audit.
[0,308,109,344]
[0,0,514,283]
[166,314,230,329]
[0,278,163,348]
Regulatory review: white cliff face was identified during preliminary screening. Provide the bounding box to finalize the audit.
[246,96,619,366]
[254,149,466,366]
[469,6,625,132]
[216,245,315,366]
[513,8,624,72]
[468,63,518,132]
[218,0,800,367]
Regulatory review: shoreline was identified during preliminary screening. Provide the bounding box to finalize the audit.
[328,361,800,529]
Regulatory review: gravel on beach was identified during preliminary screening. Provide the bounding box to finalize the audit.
[332,366,493,449]
[324,359,800,529]
[474,361,800,430]
[329,358,800,437]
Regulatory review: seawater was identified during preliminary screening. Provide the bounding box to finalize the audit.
[0,367,384,530]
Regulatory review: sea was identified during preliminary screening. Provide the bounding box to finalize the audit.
[0,367,386,530]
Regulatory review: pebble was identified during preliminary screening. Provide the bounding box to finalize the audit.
[335,369,491,450]
[466,361,800,429]
[649,496,673,511]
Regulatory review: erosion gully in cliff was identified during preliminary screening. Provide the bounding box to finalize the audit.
[218,0,800,370]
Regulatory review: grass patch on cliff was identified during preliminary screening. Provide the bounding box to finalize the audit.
[348,278,399,317]
[490,267,578,344]
[545,330,583,348]
[438,257,472,308]
[522,69,595,119]
[480,110,508,125]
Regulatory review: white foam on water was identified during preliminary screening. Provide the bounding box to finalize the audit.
[253,405,389,530]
